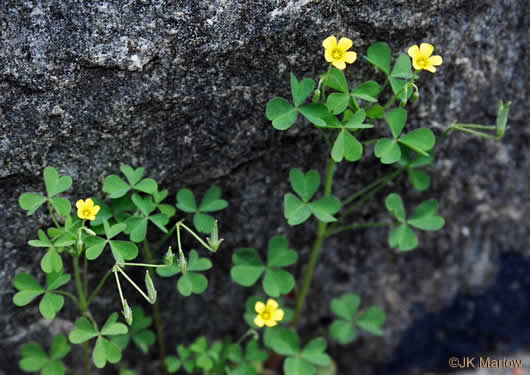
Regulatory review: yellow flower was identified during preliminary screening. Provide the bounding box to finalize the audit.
[322,36,357,70]
[76,198,100,221]
[254,299,284,328]
[407,43,443,73]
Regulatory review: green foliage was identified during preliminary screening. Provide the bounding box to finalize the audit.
[165,337,234,374]
[111,306,156,354]
[19,335,71,375]
[19,167,72,217]
[13,272,70,319]
[386,193,445,251]
[231,236,298,297]
[157,250,212,296]
[226,339,268,375]
[176,186,228,234]
[264,328,331,375]
[284,169,341,225]
[69,313,128,369]
[103,165,158,198]
[329,293,385,344]
[85,220,138,262]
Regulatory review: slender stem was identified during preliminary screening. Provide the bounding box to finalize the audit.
[113,267,125,306]
[177,222,213,252]
[325,222,392,238]
[83,254,88,297]
[87,268,112,305]
[454,123,496,130]
[115,266,151,303]
[47,200,60,228]
[383,72,416,110]
[51,290,80,306]
[121,262,169,268]
[293,159,335,325]
[143,239,168,375]
[451,125,498,140]
[73,255,91,375]
[73,256,88,311]
[342,169,401,207]
[235,329,259,345]
[339,167,405,220]
[320,64,333,102]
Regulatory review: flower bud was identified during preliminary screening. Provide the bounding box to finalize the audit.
[82,227,97,236]
[122,299,133,326]
[496,101,510,139]
[145,271,157,304]
[163,247,175,266]
[312,89,321,103]
[207,220,223,252]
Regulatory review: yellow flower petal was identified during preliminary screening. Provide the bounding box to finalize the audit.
[272,309,284,321]
[343,51,357,64]
[266,299,279,310]
[407,45,420,59]
[322,36,337,50]
[337,37,353,52]
[76,200,84,209]
[419,43,434,57]
[324,49,335,63]
[85,198,94,208]
[429,55,443,66]
[88,215,96,221]
[93,205,101,215]
[255,301,265,313]
[332,60,346,70]
[423,64,437,73]
[254,315,265,327]
[412,60,423,71]
[264,320,278,327]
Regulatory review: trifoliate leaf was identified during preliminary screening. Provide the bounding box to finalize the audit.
[44,167,72,197]
[390,54,412,79]
[298,104,329,127]
[284,193,312,226]
[176,189,197,212]
[331,293,360,320]
[326,67,348,93]
[284,357,315,375]
[289,169,320,202]
[398,128,435,155]
[365,42,391,75]
[193,212,216,234]
[386,107,407,139]
[134,178,157,194]
[301,338,331,366]
[326,93,350,115]
[331,129,362,162]
[385,193,406,221]
[19,193,47,215]
[265,327,299,356]
[266,97,298,130]
[231,248,265,286]
[291,74,315,107]
[103,175,131,199]
[388,224,418,251]
[408,168,431,191]
[329,320,356,344]
[308,196,341,222]
[352,81,380,102]
[50,197,71,217]
[357,307,385,335]
[120,165,144,186]
[267,236,298,268]
[374,139,401,164]
[263,269,295,297]
[199,186,228,212]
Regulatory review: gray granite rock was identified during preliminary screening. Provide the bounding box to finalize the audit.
[0,0,528,374]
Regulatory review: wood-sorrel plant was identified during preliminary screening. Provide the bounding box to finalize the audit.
[14,37,510,375]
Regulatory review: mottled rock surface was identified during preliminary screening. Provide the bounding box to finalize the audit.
[0,0,528,374]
